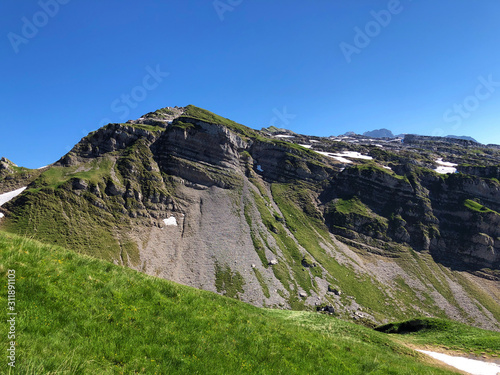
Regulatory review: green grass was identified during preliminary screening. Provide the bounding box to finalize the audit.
[269,183,405,321]
[0,232,462,374]
[376,318,500,356]
[180,106,327,169]
[334,197,370,216]
[348,163,408,181]
[29,157,115,190]
[214,263,245,299]
[181,105,259,138]
[143,107,175,119]
[123,123,165,133]
[252,268,270,299]
[464,199,500,215]
[250,189,316,304]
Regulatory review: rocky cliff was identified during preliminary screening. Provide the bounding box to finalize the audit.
[1,105,499,329]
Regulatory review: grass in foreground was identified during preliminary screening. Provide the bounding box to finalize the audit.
[0,232,462,374]
[375,318,500,357]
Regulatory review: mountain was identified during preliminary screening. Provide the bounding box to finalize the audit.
[363,128,395,138]
[0,105,499,330]
[446,135,478,143]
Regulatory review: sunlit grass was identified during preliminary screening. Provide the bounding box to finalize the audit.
[0,232,462,374]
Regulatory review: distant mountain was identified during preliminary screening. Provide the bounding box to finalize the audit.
[363,128,394,138]
[446,135,478,143]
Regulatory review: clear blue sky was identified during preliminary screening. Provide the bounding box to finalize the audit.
[1,0,500,168]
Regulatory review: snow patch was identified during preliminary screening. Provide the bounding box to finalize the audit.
[436,158,458,167]
[299,144,312,149]
[334,151,373,160]
[416,350,500,375]
[314,151,353,164]
[163,216,178,226]
[382,166,392,171]
[435,166,457,174]
[333,156,353,163]
[0,213,4,218]
[0,187,27,207]
[433,159,458,174]
[274,134,295,138]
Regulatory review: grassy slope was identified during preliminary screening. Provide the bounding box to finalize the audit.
[1,139,172,264]
[376,318,500,357]
[181,105,259,138]
[0,232,460,375]
[0,165,43,193]
[265,182,500,325]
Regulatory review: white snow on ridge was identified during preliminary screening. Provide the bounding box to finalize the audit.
[163,216,178,226]
[416,350,500,375]
[435,166,457,174]
[0,213,4,218]
[335,151,373,160]
[436,158,457,167]
[434,159,457,174]
[314,151,353,164]
[313,150,373,163]
[0,187,27,207]
[298,144,312,149]
[333,156,353,163]
[275,134,295,138]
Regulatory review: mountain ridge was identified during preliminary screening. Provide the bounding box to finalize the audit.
[1,105,499,330]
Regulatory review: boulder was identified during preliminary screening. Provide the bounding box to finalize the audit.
[316,305,335,314]
[72,179,88,190]
[328,285,342,296]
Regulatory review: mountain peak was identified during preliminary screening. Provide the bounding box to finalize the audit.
[362,128,394,138]
[0,157,16,167]
[446,135,478,143]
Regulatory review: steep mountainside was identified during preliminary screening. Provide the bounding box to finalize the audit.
[1,105,499,329]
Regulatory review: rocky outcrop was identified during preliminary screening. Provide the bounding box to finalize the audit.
[404,134,481,148]
[457,165,500,180]
[57,124,161,166]
[0,157,43,193]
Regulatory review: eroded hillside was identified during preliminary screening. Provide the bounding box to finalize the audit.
[1,105,499,329]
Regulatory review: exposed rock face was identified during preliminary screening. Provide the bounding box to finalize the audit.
[0,157,43,193]
[327,166,500,269]
[1,105,499,329]
[58,124,160,166]
[457,165,500,180]
[363,128,394,138]
[404,134,481,148]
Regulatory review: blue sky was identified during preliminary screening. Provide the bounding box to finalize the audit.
[1,0,500,168]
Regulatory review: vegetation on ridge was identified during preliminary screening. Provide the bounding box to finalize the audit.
[180,105,259,138]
